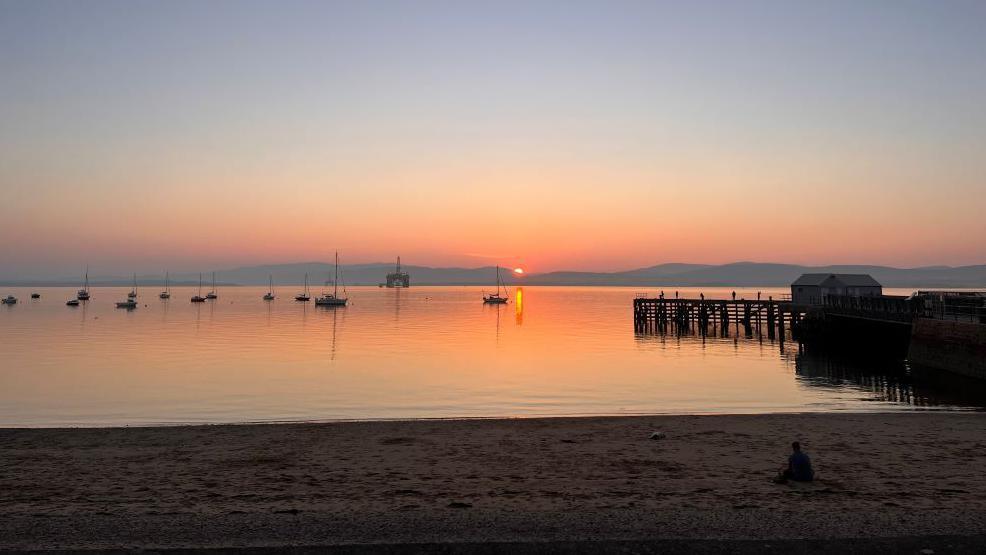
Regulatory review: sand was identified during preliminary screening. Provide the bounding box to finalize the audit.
[2,413,986,551]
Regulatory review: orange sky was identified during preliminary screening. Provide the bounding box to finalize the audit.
[2,2,985,277]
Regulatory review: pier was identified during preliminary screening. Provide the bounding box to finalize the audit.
[633,296,805,339]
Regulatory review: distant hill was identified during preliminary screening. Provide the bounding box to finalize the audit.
[5,262,986,288]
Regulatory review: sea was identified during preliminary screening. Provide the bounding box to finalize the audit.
[1,285,983,427]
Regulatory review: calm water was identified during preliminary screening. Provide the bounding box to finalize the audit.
[1,285,982,427]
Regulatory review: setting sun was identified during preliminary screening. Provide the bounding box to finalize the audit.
[513,268,525,275]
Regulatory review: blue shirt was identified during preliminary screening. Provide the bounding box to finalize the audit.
[789,451,814,481]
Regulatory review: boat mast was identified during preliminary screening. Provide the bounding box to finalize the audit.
[198,273,202,296]
[334,252,339,297]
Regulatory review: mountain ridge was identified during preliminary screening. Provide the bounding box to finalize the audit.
[5,262,986,288]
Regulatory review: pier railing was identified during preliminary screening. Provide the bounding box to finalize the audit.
[912,292,986,324]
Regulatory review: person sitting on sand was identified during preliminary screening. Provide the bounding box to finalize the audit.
[775,441,814,483]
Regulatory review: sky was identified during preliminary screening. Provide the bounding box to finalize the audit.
[1,0,985,278]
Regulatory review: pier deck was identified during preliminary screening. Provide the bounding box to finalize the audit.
[632,296,806,337]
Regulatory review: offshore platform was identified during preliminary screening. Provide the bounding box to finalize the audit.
[385,257,410,288]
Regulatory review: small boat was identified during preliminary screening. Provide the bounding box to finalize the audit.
[483,266,509,304]
[295,273,311,302]
[2,295,17,305]
[159,272,171,299]
[66,299,80,306]
[315,252,348,306]
[117,274,138,308]
[31,293,41,299]
[206,272,218,299]
[263,275,275,301]
[191,273,207,303]
[77,267,91,300]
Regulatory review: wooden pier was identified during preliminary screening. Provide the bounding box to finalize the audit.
[633,296,806,338]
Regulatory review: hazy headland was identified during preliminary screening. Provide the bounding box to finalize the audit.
[4,261,986,288]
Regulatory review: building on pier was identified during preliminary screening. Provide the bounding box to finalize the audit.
[791,274,882,305]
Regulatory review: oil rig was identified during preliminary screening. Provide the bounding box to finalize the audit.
[385,257,410,288]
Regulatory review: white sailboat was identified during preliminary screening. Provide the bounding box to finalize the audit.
[483,266,509,304]
[191,273,207,303]
[206,272,218,299]
[77,267,91,301]
[295,273,311,302]
[116,274,138,308]
[264,275,275,301]
[315,252,348,306]
[159,272,171,299]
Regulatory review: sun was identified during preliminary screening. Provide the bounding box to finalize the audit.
[513,268,524,275]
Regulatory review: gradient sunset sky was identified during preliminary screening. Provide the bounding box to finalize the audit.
[2,0,984,278]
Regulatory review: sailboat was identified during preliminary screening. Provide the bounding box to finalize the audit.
[263,275,275,301]
[159,272,171,299]
[77,267,91,301]
[206,272,218,299]
[483,266,509,304]
[116,274,138,308]
[315,252,348,306]
[1,295,17,305]
[295,273,311,302]
[191,273,207,302]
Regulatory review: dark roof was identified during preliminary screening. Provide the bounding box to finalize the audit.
[791,273,882,287]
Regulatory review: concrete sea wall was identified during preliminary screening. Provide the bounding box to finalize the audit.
[909,318,986,380]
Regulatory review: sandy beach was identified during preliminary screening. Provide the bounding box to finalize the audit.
[3,413,986,552]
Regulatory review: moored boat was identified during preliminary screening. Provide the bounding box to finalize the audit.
[2,295,17,305]
[483,266,509,304]
[191,273,207,303]
[77,267,91,300]
[263,275,275,301]
[315,252,349,307]
[118,274,138,308]
[206,272,218,299]
[159,272,171,299]
[295,273,311,302]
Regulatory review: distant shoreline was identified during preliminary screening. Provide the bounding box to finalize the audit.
[3,261,985,288]
[3,281,985,289]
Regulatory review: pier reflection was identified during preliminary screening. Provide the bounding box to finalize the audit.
[635,326,985,411]
[795,352,986,410]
